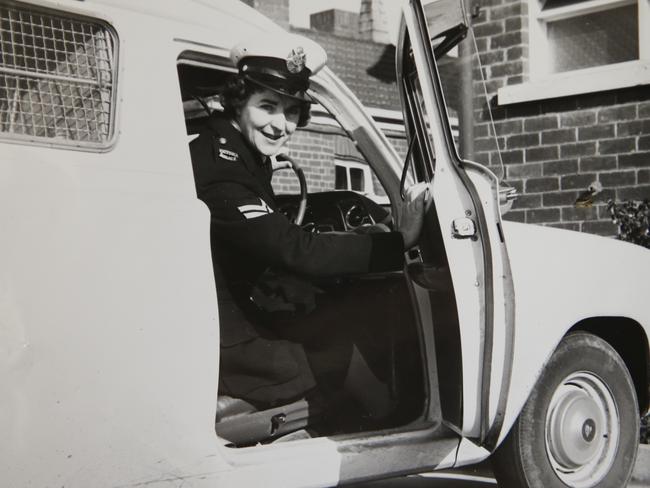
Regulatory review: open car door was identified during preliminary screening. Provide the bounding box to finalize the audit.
[398,0,516,450]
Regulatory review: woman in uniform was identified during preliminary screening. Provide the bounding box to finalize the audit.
[190,34,428,417]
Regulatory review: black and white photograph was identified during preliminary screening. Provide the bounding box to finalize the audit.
[1,0,649,486]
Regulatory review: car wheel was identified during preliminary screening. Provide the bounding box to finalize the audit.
[492,332,639,488]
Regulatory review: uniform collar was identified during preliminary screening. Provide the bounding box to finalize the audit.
[208,112,277,200]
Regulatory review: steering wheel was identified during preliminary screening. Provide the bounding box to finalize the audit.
[273,154,307,226]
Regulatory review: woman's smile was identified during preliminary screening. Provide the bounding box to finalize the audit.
[236,89,301,156]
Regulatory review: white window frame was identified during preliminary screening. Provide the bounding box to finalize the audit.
[499,0,650,104]
[334,159,390,204]
[335,159,374,194]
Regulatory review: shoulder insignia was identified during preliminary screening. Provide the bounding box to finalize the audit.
[237,198,273,220]
[218,148,239,162]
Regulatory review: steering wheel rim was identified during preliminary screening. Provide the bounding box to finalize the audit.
[275,154,307,226]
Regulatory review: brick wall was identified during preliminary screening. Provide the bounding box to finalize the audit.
[471,0,650,235]
[274,128,337,194]
[272,126,406,198]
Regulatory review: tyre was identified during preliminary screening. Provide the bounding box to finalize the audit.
[492,332,639,488]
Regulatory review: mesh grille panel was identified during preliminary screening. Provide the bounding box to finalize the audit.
[0,4,116,145]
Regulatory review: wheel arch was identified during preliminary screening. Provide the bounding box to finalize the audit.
[570,316,649,415]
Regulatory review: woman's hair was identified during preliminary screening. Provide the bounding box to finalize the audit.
[220,75,311,127]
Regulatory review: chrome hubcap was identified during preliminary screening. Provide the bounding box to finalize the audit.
[545,372,619,487]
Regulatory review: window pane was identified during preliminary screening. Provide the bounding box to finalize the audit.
[0,4,116,146]
[548,4,638,73]
[349,167,364,191]
[335,165,348,190]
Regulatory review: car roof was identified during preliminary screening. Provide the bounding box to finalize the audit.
[34,0,285,52]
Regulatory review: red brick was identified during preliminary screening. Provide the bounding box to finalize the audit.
[619,152,650,168]
[578,125,615,141]
[527,208,560,223]
[494,119,524,135]
[599,138,636,154]
[507,75,525,85]
[617,120,650,136]
[639,135,650,151]
[542,129,576,145]
[490,32,523,49]
[562,207,599,221]
[475,137,501,152]
[639,169,650,184]
[617,185,650,201]
[506,46,527,61]
[475,38,488,52]
[599,171,636,187]
[491,61,524,78]
[513,194,542,209]
[474,22,505,38]
[560,142,596,158]
[500,149,524,164]
[474,124,490,138]
[543,159,579,175]
[525,115,559,132]
[561,173,597,190]
[579,156,617,172]
[597,105,637,123]
[560,111,596,128]
[543,191,579,207]
[640,102,650,119]
[479,50,506,65]
[490,3,525,18]
[507,163,543,178]
[507,133,540,149]
[505,17,523,30]
[525,177,559,193]
[526,146,559,162]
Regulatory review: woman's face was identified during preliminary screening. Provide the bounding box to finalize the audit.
[235,88,302,157]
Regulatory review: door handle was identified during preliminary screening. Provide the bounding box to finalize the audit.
[452,217,476,239]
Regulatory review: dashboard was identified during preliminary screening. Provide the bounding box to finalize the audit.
[275,190,393,233]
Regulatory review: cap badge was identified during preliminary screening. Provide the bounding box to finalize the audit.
[286,47,306,74]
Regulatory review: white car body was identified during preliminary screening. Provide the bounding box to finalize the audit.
[1,0,648,486]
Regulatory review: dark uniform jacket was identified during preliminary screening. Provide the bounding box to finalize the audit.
[190,112,404,407]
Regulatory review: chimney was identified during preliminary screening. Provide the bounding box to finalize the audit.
[358,0,390,44]
[241,0,290,29]
[310,9,360,38]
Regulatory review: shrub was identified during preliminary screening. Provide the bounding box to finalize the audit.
[607,199,650,443]
[606,199,650,249]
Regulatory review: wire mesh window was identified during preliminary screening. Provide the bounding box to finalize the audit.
[0,3,117,147]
